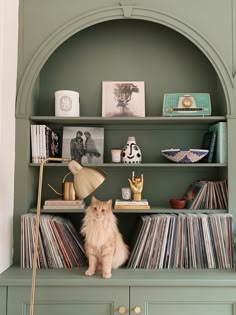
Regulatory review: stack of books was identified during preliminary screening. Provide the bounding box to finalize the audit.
[128,213,233,269]
[201,129,217,163]
[31,124,62,163]
[43,199,85,211]
[21,214,87,269]
[201,122,227,163]
[114,199,150,210]
[209,122,227,164]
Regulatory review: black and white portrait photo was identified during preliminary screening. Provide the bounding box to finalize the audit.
[102,81,145,117]
[62,127,104,164]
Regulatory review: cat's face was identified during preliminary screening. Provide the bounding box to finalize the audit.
[88,196,112,221]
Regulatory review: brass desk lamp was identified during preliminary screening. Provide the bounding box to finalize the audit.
[30,157,107,315]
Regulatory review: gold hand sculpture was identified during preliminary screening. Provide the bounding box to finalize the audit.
[128,171,144,201]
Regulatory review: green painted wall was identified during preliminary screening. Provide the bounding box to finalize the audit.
[18,0,234,81]
[38,19,224,116]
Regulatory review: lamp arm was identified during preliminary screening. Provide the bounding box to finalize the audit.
[30,157,70,315]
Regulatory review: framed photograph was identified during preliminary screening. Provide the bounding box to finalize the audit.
[62,127,104,164]
[102,81,145,117]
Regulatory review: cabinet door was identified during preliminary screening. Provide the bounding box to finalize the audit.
[8,286,129,315]
[131,287,236,315]
[0,287,7,315]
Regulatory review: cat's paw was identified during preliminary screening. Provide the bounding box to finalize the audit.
[85,269,95,276]
[102,271,112,279]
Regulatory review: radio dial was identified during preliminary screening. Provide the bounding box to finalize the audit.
[182,96,193,108]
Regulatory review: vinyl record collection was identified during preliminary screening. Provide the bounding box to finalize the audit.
[128,213,233,269]
[21,214,87,268]
[184,179,228,209]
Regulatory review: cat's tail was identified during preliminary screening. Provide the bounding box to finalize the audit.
[112,233,129,269]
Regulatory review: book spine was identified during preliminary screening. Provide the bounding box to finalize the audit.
[45,126,51,158]
[36,125,40,163]
[115,203,149,206]
[30,125,36,163]
[209,122,227,163]
[115,201,149,205]
[42,125,47,160]
[114,205,150,209]
[39,125,43,162]
[207,131,217,163]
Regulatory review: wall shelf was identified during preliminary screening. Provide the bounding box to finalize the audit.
[1,266,236,287]
[29,162,227,167]
[29,207,228,214]
[30,116,226,125]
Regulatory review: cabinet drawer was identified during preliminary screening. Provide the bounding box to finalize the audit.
[8,286,129,315]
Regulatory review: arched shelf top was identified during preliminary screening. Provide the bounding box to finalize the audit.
[16,4,234,117]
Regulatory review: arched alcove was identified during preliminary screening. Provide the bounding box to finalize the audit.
[16,5,233,117]
[37,19,227,117]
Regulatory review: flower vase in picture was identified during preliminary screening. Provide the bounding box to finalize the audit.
[121,136,142,163]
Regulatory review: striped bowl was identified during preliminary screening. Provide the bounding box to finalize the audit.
[161,148,209,163]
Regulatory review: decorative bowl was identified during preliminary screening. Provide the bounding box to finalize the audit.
[169,198,186,209]
[161,148,209,163]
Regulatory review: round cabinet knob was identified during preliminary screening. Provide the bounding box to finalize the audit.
[118,306,126,314]
[134,306,141,314]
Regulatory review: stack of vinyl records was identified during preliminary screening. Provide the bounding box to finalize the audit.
[128,213,233,269]
[21,214,87,268]
[184,179,228,209]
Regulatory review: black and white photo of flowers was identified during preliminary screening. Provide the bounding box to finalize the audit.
[102,81,145,117]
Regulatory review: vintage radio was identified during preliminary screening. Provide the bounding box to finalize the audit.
[162,93,211,116]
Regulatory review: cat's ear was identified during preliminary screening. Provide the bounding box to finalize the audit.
[107,199,112,209]
[91,196,97,204]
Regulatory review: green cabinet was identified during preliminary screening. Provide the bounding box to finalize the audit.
[2,268,236,315]
[5,284,236,315]
[7,286,129,315]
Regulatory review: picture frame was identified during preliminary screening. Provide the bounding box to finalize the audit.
[62,127,104,164]
[102,81,145,117]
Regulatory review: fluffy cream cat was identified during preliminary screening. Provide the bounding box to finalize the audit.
[81,196,129,278]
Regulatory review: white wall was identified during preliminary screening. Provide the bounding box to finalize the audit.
[0,0,18,273]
